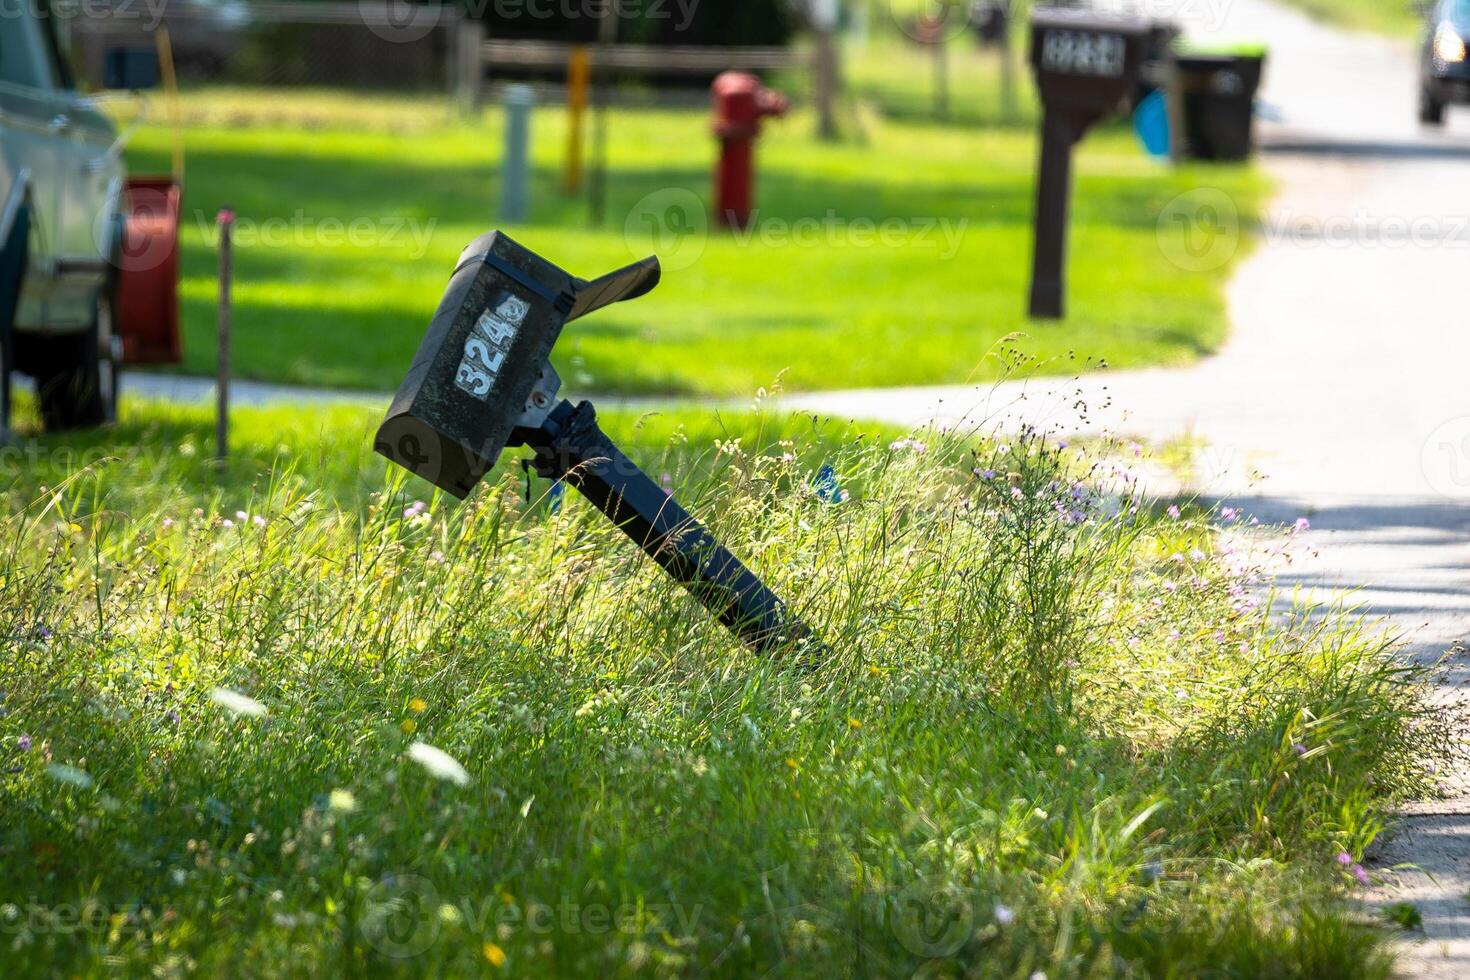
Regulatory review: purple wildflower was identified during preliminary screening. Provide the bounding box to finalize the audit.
[35,624,51,641]
[1352,864,1370,886]
[1220,506,1238,523]
[1336,851,1353,866]
[16,735,31,752]
[1293,743,1308,756]
[1166,505,1181,520]
[1293,517,1311,534]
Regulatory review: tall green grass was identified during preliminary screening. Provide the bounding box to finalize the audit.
[0,402,1450,977]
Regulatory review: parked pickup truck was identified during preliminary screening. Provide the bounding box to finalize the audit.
[0,3,160,432]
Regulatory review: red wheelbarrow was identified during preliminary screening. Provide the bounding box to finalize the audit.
[115,176,182,365]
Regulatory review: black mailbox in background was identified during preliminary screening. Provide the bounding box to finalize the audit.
[970,1,1011,47]
[1026,7,1151,320]
[102,47,162,91]
[376,232,821,659]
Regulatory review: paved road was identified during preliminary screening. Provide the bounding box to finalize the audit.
[786,2,1470,973]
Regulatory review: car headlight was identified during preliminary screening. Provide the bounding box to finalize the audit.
[1436,23,1467,63]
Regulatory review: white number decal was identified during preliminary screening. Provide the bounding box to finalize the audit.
[1041,31,1125,79]
[477,313,516,347]
[455,362,493,397]
[452,291,530,402]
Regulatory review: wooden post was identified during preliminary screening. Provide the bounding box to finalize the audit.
[812,0,840,141]
[998,17,1016,122]
[564,46,591,193]
[216,209,234,461]
[457,17,485,118]
[588,7,618,226]
[934,36,949,120]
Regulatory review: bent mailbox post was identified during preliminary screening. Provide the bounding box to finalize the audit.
[1027,8,1150,320]
[376,232,820,657]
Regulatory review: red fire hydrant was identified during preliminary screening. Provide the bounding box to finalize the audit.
[711,72,788,230]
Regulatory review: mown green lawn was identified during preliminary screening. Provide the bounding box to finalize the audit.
[0,399,1447,977]
[121,67,1265,397]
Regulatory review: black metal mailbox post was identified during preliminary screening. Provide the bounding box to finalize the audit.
[1027,7,1151,320]
[376,232,820,658]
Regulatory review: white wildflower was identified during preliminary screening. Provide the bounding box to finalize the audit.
[210,687,268,719]
[407,742,471,787]
[46,763,94,789]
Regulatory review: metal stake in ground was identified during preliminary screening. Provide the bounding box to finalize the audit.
[502,85,534,223]
[216,208,233,460]
[1025,8,1150,320]
[375,232,822,658]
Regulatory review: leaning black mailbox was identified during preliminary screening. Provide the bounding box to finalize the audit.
[1027,7,1151,320]
[376,232,820,656]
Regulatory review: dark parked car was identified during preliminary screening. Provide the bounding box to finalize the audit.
[1421,0,1470,125]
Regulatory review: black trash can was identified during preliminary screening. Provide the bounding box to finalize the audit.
[1170,44,1267,161]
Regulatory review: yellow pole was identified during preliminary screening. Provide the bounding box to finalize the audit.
[154,25,185,182]
[564,46,591,194]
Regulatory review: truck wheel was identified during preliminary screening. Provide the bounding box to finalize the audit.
[32,292,119,432]
[1421,88,1447,126]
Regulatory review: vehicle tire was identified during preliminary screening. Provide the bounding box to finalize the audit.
[29,291,119,432]
[1421,88,1447,126]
